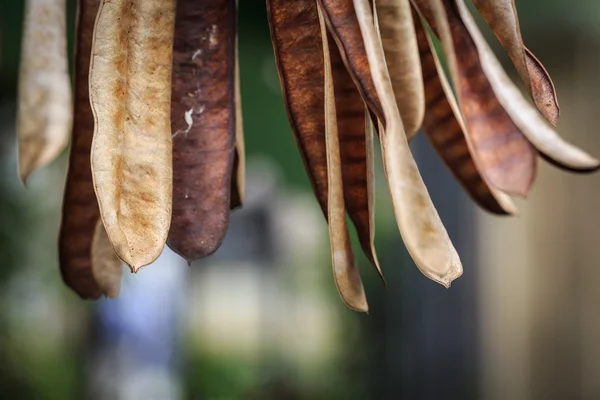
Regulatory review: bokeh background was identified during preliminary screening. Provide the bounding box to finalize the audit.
[2,1,600,399]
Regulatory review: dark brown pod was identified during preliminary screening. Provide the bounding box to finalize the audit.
[266,0,329,213]
[415,14,515,215]
[267,0,382,280]
[168,0,237,263]
[318,0,385,124]
[414,0,537,197]
[58,0,104,299]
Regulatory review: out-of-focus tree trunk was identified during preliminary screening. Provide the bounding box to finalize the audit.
[478,29,600,400]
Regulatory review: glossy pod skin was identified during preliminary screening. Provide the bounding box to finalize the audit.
[167,0,237,263]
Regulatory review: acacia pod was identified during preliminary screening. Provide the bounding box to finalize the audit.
[329,33,383,282]
[266,0,329,214]
[167,0,237,263]
[451,0,599,173]
[374,0,425,138]
[414,13,516,215]
[230,27,245,210]
[17,0,72,183]
[318,0,384,123]
[59,0,121,299]
[472,0,560,126]
[89,0,176,271]
[319,5,368,312]
[354,0,462,287]
[414,0,537,197]
[267,0,382,283]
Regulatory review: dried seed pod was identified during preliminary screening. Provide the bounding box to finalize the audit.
[17,0,72,183]
[329,33,383,281]
[319,5,368,312]
[268,0,360,304]
[414,14,516,215]
[89,0,176,271]
[268,0,382,284]
[451,0,599,173]
[472,0,560,126]
[354,0,462,287]
[230,31,245,210]
[91,220,123,298]
[59,0,121,299]
[318,0,384,123]
[374,0,425,138]
[267,0,329,214]
[415,0,538,197]
[167,0,237,263]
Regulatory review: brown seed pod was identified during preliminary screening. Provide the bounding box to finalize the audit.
[318,0,384,123]
[329,32,383,281]
[414,13,516,215]
[472,0,560,126]
[414,0,538,197]
[89,0,176,271]
[267,0,329,214]
[354,0,462,287]
[59,0,121,299]
[268,0,382,283]
[167,0,237,263]
[374,0,425,138]
[319,4,368,312]
[17,0,72,183]
[451,0,599,173]
[230,30,245,211]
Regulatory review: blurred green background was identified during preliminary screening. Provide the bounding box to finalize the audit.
[2,1,600,399]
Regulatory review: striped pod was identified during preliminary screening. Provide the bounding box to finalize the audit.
[414,12,516,215]
[318,0,384,124]
[329,33,383,281]
[267,0,329,214]
[59,0,121,299]
[414,0,537,197]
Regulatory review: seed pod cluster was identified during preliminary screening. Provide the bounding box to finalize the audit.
[15,0,598,309]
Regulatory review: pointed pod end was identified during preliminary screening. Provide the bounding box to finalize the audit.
[422,258,463,289]
[167,236,224,265]
[369,254,387,288]
[492,192,520,217]
[338,288,369,313]
[128,264,144,274]
[488,173,534,199]
[540,152,600,174]
[102,289,121,299]
[347,301,369,313]
[18,150,46,188]
[122,248,163,273]
[18,167,32,189]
